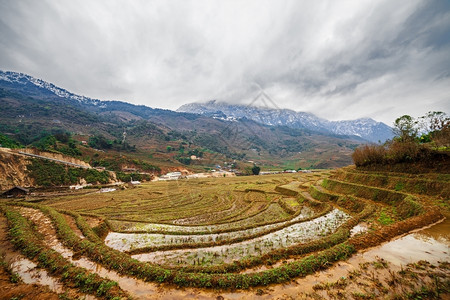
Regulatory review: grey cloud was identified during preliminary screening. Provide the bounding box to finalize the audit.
[0,0,449,124]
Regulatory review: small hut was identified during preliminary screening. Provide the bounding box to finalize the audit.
[2,186,30,198]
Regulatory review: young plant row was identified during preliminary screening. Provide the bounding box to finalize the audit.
[107,197,321,236]
[10,202,359,289]
[0,205,127,300]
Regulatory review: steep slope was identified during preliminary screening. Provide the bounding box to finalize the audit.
[178,100,394,142]
[0,149,35,190]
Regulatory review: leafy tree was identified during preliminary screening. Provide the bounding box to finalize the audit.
[393,115,418,142]
[34,135,57,151]
[420,111,449,133]
[52,130,71,143]
[176,156,191,165]
[188,148,204,158]
[251,165,261,175]
[88,135,112,149]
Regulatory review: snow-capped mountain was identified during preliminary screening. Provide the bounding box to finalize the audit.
[178,101,393,142]
[0,70,393,143]
[0,70,105,107]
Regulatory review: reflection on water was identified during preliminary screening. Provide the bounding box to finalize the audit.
[414,215,450,246]
[359,217,449,266]
[9,257,65,293]
[350,222,369,237]
[132,209,350,266]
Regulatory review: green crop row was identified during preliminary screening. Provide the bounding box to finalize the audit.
[0,205,127,299]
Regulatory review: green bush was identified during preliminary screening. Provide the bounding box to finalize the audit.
[27,159,111,186]
[0,133,22,148]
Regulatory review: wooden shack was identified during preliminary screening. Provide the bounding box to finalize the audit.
[2,186,30,197]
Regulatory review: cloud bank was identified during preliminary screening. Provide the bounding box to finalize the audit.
[1,0,449,124]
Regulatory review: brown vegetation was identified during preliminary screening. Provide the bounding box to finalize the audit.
[352,112,450,173]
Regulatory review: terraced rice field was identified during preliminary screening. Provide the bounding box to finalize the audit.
[0,169,448,299]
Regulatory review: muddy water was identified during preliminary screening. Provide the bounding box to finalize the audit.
[6,254,66,293]
[358,216,449,266]
[150,217,450,300]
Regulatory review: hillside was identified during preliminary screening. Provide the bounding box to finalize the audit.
[0,70,364,171]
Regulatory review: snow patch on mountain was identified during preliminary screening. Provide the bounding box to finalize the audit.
[178,101,394,142]
[0,70,106,107]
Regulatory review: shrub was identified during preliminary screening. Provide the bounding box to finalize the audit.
[385,140,420,163]
[0,133,22,148]
[352,144,386,167]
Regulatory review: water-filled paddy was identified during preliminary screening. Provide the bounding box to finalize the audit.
[105,206,315,251]
[131,209,350,266]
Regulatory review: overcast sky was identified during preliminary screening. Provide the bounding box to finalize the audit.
[1,0,449,125]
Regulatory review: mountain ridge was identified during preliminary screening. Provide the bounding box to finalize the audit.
[0,69,369,169]
[1,70,392,143]
[178,100,394,142]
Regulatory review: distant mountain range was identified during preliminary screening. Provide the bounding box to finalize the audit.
[178,100,393,143]
[0,70,390,169]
